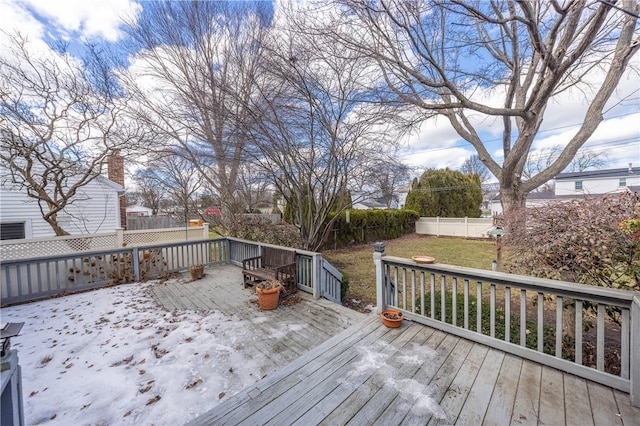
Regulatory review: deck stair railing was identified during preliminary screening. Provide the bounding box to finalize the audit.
[373,244,639,407]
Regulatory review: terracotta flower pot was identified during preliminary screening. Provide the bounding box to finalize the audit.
[381,309,404,328]
[256,285,281,310]
[190,264,204,280]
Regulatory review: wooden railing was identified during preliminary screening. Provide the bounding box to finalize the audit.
[1,239,227,305]
[226,237,342,302]
[374,246,639,406]
[1,235,345,307]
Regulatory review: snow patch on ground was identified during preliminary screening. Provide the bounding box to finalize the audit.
[0,281,272,425]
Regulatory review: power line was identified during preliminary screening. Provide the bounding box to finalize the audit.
[406,110,640,157]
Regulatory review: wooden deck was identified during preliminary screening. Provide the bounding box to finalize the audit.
[148,265,366,364]
[148,265,639,425]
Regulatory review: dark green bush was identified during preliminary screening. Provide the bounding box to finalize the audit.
[340,274,350,301]
[325,209,418,249]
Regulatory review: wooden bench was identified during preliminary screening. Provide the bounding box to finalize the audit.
[242,246,297,295]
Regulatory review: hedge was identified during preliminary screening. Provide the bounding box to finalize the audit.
[324,209,419,249]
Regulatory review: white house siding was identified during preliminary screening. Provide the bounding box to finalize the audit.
[1,176,122,239]
[555,174,640,196]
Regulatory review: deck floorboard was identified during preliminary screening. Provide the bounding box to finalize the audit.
[144,265,639,426]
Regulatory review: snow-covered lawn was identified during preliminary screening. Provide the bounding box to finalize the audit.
[1,280,277,425]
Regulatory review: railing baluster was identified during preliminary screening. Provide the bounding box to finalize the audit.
[490,283,496,338]
[394,266,399,307]
[556,296,563,358]
[538,292,544,352]
[476,281,482,333]
[621,307,630,380]
[26,263,33,296]
[597,303,605,371]
[576,300,583,365]
[520,289,526,347]
[402,267,407,310]
[37,262,43,294]
[505,287,511,344]
[441,275,446,323]
[464,279,469,330]
[430,273,436,319]
[420,271,425,316]
[452,277,458,327]
[411,270,416,313]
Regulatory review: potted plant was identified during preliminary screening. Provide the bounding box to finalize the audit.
[190,264,205,280]
[256,280,283,310]
[381,309,404,328]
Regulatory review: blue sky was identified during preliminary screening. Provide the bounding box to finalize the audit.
[2,0,638,180]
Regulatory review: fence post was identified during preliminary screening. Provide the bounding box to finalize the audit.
[373,242,386,313]
[465,217,469,238]
[631,296,640,407]
[203,223,210,239]
[115,228,124,248]
[436,217,440,237]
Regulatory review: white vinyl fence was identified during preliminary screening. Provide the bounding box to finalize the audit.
[415,217,494,238]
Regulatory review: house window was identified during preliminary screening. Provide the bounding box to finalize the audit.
[1,222,25,240]
[619,178,626,187]
[575,181,583,190]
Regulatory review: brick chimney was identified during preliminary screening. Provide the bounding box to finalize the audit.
[108,150,127,229]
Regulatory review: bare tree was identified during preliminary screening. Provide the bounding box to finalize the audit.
[333,0,639,216]
[0,33,141,235]
[132,169,167,214]
[461,155,492,186]
[236,167,272,213]
[247,5,403,250]
[121,2,268,219]
[137,154,202,220]
[523,145,609,191]
[370,158,412,208]
[567,148,609,172]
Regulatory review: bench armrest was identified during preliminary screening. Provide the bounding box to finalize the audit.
[243,256,262,270]
[274,262,296,281]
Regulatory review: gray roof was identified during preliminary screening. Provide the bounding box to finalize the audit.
[555,167,640,180]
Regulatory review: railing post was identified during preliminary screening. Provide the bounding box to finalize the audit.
[115,228,124,248]
[631,296,640,407]
[202,223,210,239]
[373,242,386,313]
[312,253,322,299]
[132,248,140,282]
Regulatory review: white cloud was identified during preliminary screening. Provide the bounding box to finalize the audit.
[401,67,639,172]
[10,0,140,42]
[0,0,45,48]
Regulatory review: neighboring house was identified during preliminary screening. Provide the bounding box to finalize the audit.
[352,198,387,210]
[554,166,640,196]
[0,154,126,240]
[490,165,640,215]
[397,185,411,209]
[126,205,153,217]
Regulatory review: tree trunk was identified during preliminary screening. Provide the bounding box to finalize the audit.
[44,216,70,236]
[500,184,527,218]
